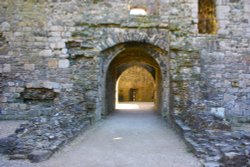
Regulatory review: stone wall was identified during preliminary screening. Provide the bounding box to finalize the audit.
[197,0,250,122]
[0,0,250,164]
[0,0,249,123]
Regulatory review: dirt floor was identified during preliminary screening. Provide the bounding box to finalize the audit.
[0,103,201,167]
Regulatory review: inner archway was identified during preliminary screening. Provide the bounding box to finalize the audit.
[101,42,168,117]
[115,65,156,110]
[117,65,155,103]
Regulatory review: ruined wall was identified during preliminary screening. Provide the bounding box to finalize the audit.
[0,0,249,123]
[164,0,250,121]
[197,0,250,122]
[1,0,250,164]
[0,0,90,119]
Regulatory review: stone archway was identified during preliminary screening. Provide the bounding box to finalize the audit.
[97,42,169,119]
[117,65,155,103]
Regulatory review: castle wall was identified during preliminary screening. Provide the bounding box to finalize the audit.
[0,0,249,122]
[198,0,250,121]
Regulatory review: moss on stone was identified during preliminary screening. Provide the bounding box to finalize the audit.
[72,31,91,37]
[93,0,104,4]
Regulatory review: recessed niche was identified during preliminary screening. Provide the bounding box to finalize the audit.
[231,81,239,87]
[21,88,57,101]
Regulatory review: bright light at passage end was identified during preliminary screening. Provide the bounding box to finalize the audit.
[130,8,147,16]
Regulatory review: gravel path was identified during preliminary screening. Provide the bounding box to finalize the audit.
[0,104,201,167]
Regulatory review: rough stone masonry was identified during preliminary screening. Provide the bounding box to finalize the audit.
[0,0,250,166]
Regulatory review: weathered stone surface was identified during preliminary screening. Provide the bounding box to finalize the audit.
[39,50,53,57]
[21,88,57,100]
[9,154,27,160]
[203,162,223,167]
[48,59,58,68]
[0,22,10,31]
[27,150,52,163]
[221,152,248,167]
[1,0,249,122]
[181,111,231,131]
[0,109,90,162]
[3,64,11,73]
[58,59,70,68]
[0,134,17,154]
[0,0,249,165]
[24,64,35,71]
[174,115,250,167]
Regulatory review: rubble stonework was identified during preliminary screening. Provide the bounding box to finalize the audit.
[0,0,249,165]
[174,113,250,167]
[0,110,91,162]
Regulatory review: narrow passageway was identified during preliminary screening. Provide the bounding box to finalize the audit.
[36,102,201,167]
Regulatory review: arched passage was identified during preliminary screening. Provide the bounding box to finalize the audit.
[117,65,155,102]
[97,42,169,119]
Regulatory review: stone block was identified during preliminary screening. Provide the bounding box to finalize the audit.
[181,68,191,74]
[0,96,7,103]
[50,32,61,37]
[216,6,230,19]
[58,59,70,68]
[9,154,27,160]
[224,94,236,102]
[61,84,73,89]
[19,104,27,110]
[62,48,68,54]
[43,82,53,89]
[3,64,11,73]
[244,5,250,13]
[54,89,61,93]
[202,162,223,167]
[9,87,16,93]
[211,108,225,119]
[43,81,60,89]
[222,152,247,167]
[48,59,58,68]
[16,87,25,93]
[0,22,10,31]
[8,82,15,86]
[0,135,17,154]
[24,64,35,71]
[59,54,69,58]
[50,26,64,32]
[55,42,66,49]
[49,43,55,49]
[26,82,43,88]
[28,150,52,163]
[39,50,53,57]
[14,32,23,37]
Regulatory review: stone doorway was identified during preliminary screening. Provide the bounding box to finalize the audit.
[97,42,169,119]
[117,65,155,103]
